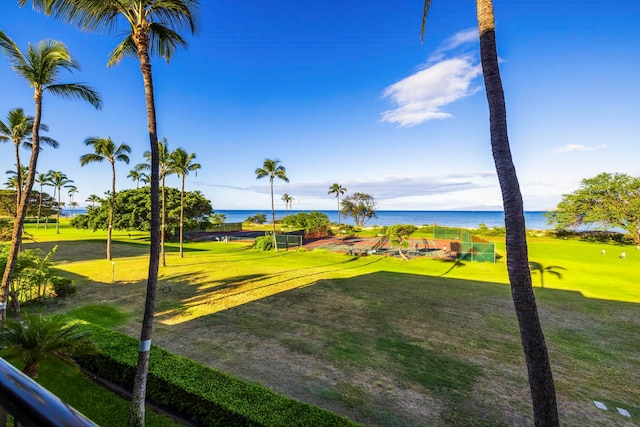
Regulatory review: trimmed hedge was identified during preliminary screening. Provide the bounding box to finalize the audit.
[77,325,360,427]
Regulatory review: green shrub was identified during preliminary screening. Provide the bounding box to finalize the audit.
[52,276,76,297]
[253,235,274,251]
[297,247,308,252]
[76,326,360,427]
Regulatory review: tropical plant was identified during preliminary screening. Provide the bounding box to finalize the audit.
[281,193,293,213]
[67,185,78,215]
[0,108,57,211]
[86,194,101,208]
[168,147,200,257]
[328,183,347,228]
[127,169,148,189]
[385,224,417,261]
[35,171,53,228]
[546,172,640,244]
[246,213,267,224]
[0,31,102,323]
[80,137,131,260]
[0,313,97,378]
[341,192,377,228]
[420,1,558,424]
[137,138,173,266]
[281,211,329,230]
[39,2,199,421]
[49,171,74,234]
[255,159,289,252]
[70,187,212,237]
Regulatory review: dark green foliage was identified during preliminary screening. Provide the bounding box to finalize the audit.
[0,189,55,218]
[385,224,417,247]
[70,187,213,239]
[546,172,640,244]
[281,211,329,230]
[340,192,377,228]
[51,276,76,297]
[245,213,267,224]
[76,326,360,427]
[253,235,274,251]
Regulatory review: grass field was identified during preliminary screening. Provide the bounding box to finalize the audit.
[16,222,640,426]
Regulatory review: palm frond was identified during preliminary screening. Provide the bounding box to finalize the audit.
[107,35,137,67]
[45,83,103,109]
[0,30,27,69]
[420,0,432,43]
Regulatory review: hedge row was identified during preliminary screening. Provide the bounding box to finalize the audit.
[77,325,360,427]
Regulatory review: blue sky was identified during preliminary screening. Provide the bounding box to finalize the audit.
[1,1,639,211]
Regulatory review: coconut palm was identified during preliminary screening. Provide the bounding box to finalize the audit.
[127,169,145,189]
[0,31,102,323]
[255,159,289,252]
[43,3,199,420]
[0,108,57,210]
[80,137,131,261]
[421,2,558,424]
[168,147,200,258]
[281,193,293,214]
[35,171,53,228]
[67,185,78,215]
[0,313,97,379]
[137,138,173,267]
[4,165,29,215]
[86,194,101,208]
[328,183,347,228]
[49,171,73,234]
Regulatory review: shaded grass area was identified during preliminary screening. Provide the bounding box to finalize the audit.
[19,224,640,426]
[10,361,183,427]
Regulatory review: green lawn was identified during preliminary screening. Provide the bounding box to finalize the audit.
[14,221,640,426]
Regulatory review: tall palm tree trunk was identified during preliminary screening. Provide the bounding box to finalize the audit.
[337,196,341,228]
[476,1,558,425]
[0,91,43,322]
[108,162,115,260]
[37,183,43,229]
[161,175,166,267]
[179,175,185,257]
[128,46,161,427]
[270,179,279,252]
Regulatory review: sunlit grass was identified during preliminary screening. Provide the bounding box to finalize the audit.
[18,223,640,426]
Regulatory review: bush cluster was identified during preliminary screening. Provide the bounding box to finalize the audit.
[253,235,274,251]
[77,326,359,427]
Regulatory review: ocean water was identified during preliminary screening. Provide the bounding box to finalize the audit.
[215,210,553,230]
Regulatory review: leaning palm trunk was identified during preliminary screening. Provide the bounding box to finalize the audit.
[476,1,558,425]
[128,42,162,427]
[0,91,43,322]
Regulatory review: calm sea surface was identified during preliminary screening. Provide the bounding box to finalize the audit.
[214,210,553,230]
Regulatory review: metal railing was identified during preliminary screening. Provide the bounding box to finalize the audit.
[0,357,97,427]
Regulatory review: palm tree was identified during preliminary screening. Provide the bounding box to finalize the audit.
[35,171,53,228]
[128,169,145,189]
[0,108,57,210]
[137,138,173,267]
[168,147,200,258]
[5,165,29,215]
[421,2,558,424]
[255,159,289,252]
[67,185,78,215]
[0,313,97,379]
[0,31,102,323]
[44,3,199,421]
[86,194,101,208]
[49,171,73,234]
[281,193,293,214]
[328,183,347,229]
[80,137,131,261]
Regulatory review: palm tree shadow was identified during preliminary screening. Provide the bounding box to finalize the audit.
[439,259,467,277]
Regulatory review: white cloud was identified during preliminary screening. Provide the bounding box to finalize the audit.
[552,144,607,153]
[428,28,478,64]
[381,57,482,127]
[381,28,482,127]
